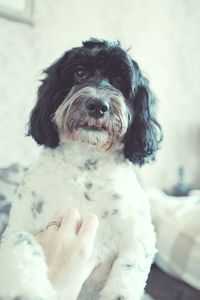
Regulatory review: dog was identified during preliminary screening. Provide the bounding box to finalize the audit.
[0,39,162,300]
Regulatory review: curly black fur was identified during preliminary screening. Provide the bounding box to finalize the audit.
[28,38,162,165]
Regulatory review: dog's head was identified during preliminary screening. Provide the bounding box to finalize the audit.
[28,39,162,165]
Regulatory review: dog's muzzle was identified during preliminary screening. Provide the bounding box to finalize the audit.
[52,85,130,149]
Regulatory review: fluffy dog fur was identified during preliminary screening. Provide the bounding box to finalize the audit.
[0,39,162,300]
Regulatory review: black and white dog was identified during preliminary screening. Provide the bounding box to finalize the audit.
[0,39,162,300]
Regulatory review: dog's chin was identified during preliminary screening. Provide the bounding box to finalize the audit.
[74,126,110,148]
[59,125,113,150]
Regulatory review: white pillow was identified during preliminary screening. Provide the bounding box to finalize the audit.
[147,189,200,291]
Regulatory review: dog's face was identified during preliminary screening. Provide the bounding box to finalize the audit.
[28,39,162,165]
[52,43,134,151]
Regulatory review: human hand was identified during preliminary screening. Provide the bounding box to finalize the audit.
[36,208,99,300]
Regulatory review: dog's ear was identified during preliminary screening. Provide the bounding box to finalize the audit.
[27,52,70,148]
[124,63,162,165]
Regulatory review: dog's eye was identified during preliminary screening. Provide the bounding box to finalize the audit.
[75,68,87,80]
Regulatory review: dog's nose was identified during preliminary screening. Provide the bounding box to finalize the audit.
[86,98,109,119]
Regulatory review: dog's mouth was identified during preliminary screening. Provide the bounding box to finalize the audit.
[79,119,107,131]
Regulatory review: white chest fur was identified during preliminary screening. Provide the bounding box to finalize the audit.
[7,141,153,300]
[14,142,144,227]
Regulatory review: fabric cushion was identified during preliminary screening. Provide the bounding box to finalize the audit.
[146,264,200,300]
[0,164,26,238]
[148,189,200,291]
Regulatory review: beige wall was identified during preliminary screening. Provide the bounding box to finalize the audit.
[0,0,200,190]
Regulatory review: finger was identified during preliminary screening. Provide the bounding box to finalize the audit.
[78,214,99,253]
[59,208,81,235]
[45,214,63,232]
[78,214,99,239]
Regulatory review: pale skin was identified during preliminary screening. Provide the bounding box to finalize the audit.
[36,208,99,300]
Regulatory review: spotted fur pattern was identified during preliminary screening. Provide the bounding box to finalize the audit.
[0,142,156,300]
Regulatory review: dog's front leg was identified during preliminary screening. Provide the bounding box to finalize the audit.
[98,218,156,300]
[0,231,58,299]
[0,179,58,299]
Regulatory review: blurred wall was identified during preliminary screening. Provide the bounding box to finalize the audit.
[0,0,200,189]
